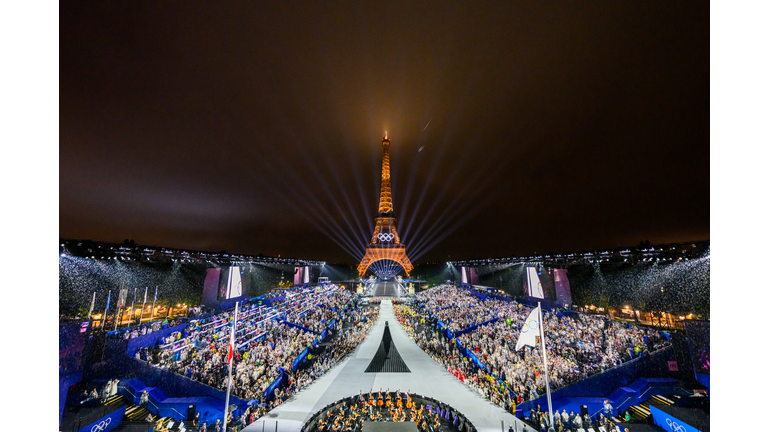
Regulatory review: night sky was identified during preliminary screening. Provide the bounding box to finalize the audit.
[60,1,709,265]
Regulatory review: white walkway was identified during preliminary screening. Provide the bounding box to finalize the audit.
[246,299,529,432]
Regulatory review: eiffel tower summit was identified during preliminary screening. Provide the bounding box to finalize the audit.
[357,133,414,279]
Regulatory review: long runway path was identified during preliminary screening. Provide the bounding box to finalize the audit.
[247,297,526,432]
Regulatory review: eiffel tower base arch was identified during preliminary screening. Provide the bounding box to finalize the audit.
[357,247,414,278]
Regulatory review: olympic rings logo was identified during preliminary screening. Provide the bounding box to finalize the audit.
[91,418,112,432]
[522,318,539,332]
[378,233,394,242]
[666,418,686,432]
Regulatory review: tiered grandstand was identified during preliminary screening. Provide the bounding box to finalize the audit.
[59,246,709,432]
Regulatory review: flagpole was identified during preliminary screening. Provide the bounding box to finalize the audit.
[223,302,240,432]
[151,287,158,323]
[88,291,96,321]
[139,287,147,324]
[115,282,124,331]
[103,290,111,331]
[538,301,554,428]
[129,287,137,327]
[88,291,96,330]
[114,306,122,331]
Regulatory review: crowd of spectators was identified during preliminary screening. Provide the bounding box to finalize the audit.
[416,285,517,333]
[395,304,516,410]
[277,306,379,408]
[285,289,355,333]
[131,285,379,417]
[398,284,670,431]
[458,306,669,402]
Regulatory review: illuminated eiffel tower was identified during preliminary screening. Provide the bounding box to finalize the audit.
[357,133,414,279]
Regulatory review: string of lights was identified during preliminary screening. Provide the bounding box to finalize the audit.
[60,239,325,267]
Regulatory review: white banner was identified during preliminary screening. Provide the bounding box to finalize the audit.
[515,306,541,351]
[227,267,243,298]
[526,267,545,299]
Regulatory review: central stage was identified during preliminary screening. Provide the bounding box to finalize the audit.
[248,300,523,432]
[362,422,418,432]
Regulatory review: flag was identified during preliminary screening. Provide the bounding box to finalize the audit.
[89,292,96,315]
[118,289,128,309]
[227,328,235,365]
[106,290,111,309]
[143,287,148,304]
[515,306,541,351]
[227,306,238,364]
[154,287,158,302]
[526,267,545,299]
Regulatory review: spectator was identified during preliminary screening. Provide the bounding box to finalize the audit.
[573,411,583,429]
[603,400,613,418]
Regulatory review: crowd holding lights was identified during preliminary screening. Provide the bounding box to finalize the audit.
[572,254,710,321]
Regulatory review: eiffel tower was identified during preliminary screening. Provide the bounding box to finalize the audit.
[357,133,414,279]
